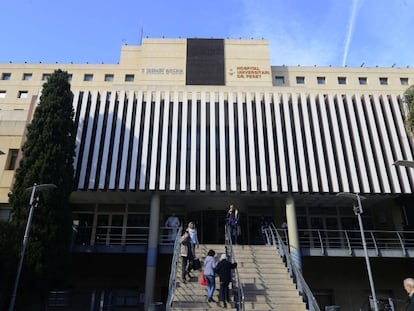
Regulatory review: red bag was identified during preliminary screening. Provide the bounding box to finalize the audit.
[200,272,207,286]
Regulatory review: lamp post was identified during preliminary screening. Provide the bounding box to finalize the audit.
[336,192,379,311]
[8,183,57,311]
[393,160,414,169]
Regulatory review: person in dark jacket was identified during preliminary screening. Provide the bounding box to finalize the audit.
[404,278,414,311]
[180,230,193,283]
[214,253,237,308]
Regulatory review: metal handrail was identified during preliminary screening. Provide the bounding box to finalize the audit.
[293,229,414,255]
[165,227,183,311]
[225,224,245,311]
[267,224,321,311]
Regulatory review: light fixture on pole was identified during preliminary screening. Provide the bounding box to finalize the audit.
[8,183,57,311]
[393,160,414,169]
[336,192,379,311]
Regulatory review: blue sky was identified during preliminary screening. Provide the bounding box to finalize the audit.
[1,0,413,67]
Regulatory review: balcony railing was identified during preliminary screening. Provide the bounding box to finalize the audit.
[73,225,414,257]
[72,226,177,253]
[280,229,414,257]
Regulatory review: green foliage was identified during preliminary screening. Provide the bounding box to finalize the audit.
[404,85,414,136]
[0,221,19,308]
[9,69,75,290]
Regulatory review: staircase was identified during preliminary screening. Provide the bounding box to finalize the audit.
[169,244,308,311]
[171,244,226,311]
[233,245,308,311]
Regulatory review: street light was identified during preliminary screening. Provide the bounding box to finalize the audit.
[8,183,57,311]
[336,192,379,311]
[393,160,414,168]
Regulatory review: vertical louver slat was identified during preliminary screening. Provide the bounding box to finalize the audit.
[190,92,198,191]
[210,91,217,191]
[78,90,98,189]
[159,91,170,190]
[119,90,135,190]
[326,94,349,193]
[99,91,116,189]
[129,91,144,190]
[353,95,381,193]
[264,92,278,192]
[309,93,329,192]
[228,92,237,191]
[319,94,339,192]
[381,95,410,193]
[372,94,401,193]
[169,91,180,190]
[200,91,207,191]
[335,94,360,193]
[74,91,90,169]
[72,90,80,120]
[237,92,247,192]
[282,93,298,192]
[389,94,414,190]
[254,92,268,192]
[246,92,258,191]
[139,91,153,190]
[273,93,288,192]
[219,91,227,191]
[300,93,319,192]
[344,94,370,193]
[362,94,391,193]
[149,91,161,190]
[89,91,107,189]
[180,92,188,190]
[109,91,126,189]
[291,94,308,192]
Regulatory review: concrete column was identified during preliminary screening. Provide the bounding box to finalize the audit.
[144,193,160,310]
[286,195,302,269]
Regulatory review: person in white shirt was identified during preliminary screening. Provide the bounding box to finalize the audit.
[165,213,180,242]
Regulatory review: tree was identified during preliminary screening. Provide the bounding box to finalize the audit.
[0,221,19,309]
[9,69,75,295]
[403,85,414,136]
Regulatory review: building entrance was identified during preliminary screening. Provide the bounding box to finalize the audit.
[187,210,227,244]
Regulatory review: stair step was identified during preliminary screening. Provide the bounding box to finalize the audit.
[172,244,308,311]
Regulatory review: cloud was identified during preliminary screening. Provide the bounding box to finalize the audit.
[342,0,361,66]
[232,0,348,66]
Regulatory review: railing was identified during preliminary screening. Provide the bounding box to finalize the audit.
[165,227,183,311]
[225,224,245,311]
[74,226,177,246]
[266,224,321,311]
[290,229,414,256]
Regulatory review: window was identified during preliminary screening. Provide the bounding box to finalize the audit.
[317,76,326,85]
[296,76,305,84]
[1,73,11,80]
[6,149,19,170]
[359,77,367,85]
[104,74,114,82]
[338,77,347,85]
[0,90,6,98]
[401,77,409,85]
[42,73,51,81]
[83,74,93,81]
[18,91,28,99]
[23,73,32,80]
[379,77,388,85]
[275,76,285,86]
[67,74,73,82]
[125,74,135,82]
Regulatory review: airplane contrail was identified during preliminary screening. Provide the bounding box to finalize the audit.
[342,0,360,66]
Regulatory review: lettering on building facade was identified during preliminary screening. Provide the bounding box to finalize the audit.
[231,66,270,79]
[142,68,184,75]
